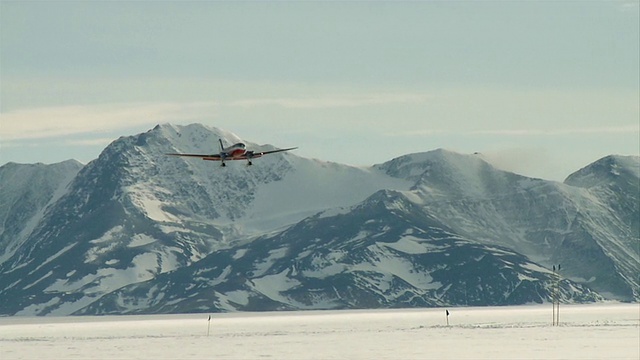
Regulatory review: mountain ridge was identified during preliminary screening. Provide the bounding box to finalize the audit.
[0,123,637,315]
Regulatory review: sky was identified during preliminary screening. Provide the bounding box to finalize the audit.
[1,1,638,181]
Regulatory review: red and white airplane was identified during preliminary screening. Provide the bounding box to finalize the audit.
[167,139,297,167]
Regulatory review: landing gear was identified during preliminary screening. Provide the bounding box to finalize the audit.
[221,162,226,167]
[247,160,253,166]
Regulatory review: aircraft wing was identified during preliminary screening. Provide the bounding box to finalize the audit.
[166,147,297,161]
[165,153,223,161]
[250,147,298,158]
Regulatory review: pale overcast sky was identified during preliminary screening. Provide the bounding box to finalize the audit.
[1,1,638,181]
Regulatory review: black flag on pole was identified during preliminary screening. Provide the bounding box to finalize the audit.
[446,310,450,316]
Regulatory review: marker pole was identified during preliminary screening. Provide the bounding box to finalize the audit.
[552,266,556,326]
[207,315,211,337]
[556,265,561,326]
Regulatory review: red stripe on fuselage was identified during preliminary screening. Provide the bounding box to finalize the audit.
[230,149,246,158]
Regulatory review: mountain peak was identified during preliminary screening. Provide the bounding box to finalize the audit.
[152,123,245,148]
[376,148,527,200]
[1,124,637,315]
[375,148,480,178]
[565,154,640,188]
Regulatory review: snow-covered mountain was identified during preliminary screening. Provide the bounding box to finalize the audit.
[375,151,639,300]
[0,124,637,315]
[79,189,602,315]
[0,160,83,265]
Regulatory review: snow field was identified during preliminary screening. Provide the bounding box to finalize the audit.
[0,304,637,360]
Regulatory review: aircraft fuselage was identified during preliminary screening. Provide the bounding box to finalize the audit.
[223,143,247,158]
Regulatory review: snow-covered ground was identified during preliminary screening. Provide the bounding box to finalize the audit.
[1,304,637,359]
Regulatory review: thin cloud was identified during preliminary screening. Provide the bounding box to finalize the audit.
[0,102,218,141]
[380,125,640,138]
[387,129,450,137]
[472,125,639,136]
[65,137,118,147]
[228,93,431,109]
[619,1,640,12]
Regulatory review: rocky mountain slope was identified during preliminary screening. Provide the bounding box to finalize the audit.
[79,189,601,315]
[0,160,83,265]
[0,124,636,315]
[376,151,639,300]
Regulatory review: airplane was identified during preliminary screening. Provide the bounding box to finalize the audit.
[166,139,297,167]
